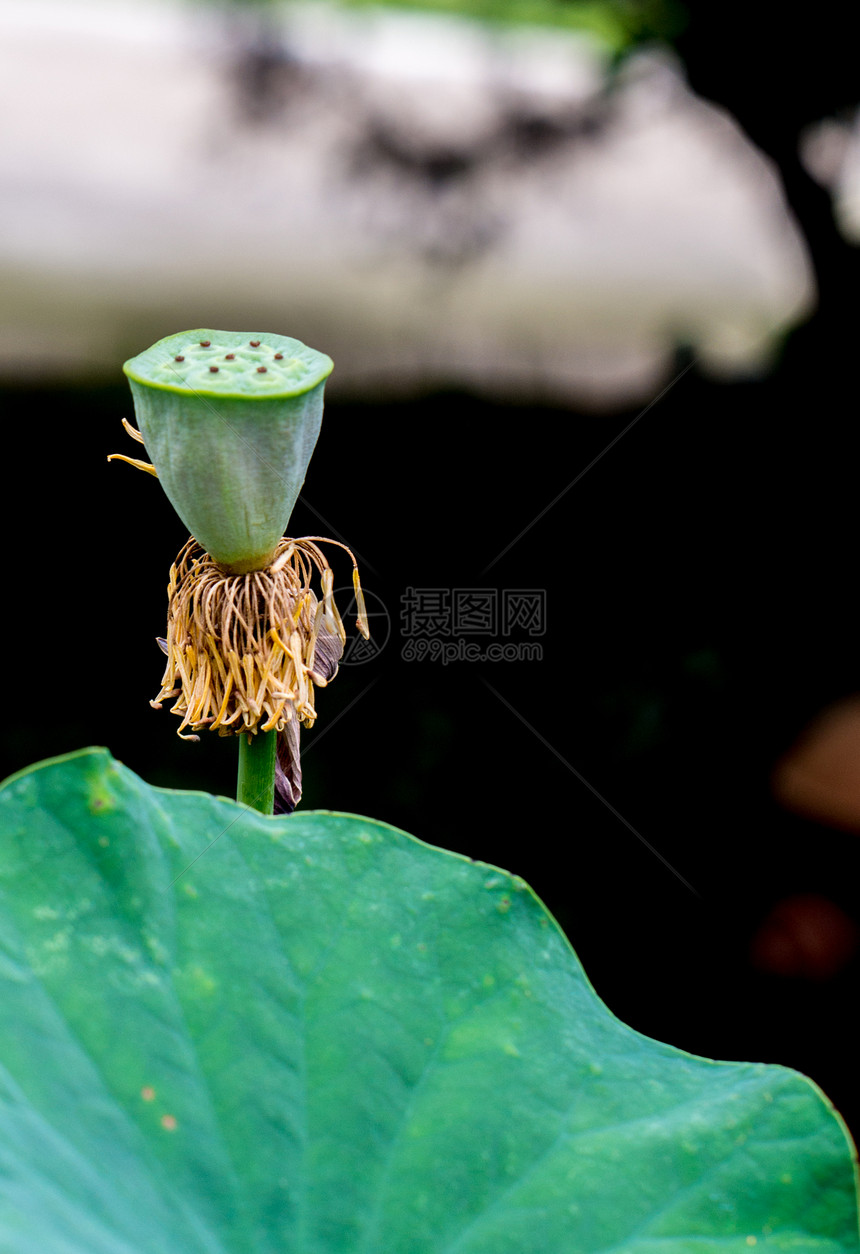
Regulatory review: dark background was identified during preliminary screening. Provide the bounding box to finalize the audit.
[2,5,859,1139]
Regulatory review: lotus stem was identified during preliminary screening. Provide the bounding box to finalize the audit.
[237,729,277,814]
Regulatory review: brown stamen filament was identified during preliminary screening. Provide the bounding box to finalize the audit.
[153,535,367,741]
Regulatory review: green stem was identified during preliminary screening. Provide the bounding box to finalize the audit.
[237,730,277,815]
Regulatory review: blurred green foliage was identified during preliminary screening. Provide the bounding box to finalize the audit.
[215,0,686,52]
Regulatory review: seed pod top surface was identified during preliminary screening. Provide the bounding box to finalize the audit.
[122,330,334,573]
[123,330,333,398]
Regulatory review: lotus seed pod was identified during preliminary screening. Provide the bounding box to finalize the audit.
[122,329,334,572]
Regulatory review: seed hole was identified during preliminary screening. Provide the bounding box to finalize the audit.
[274,353,283,360]
[225,354,235,360]
[257,366,267,373]
[209,366,219,373]
[249,340,261,347]
[174,355,184,362]
[200,340,211,347]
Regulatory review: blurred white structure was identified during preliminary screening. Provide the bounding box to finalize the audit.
[801,111,860,245]
[0,0,814,404]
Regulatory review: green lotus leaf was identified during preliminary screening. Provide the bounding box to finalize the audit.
[0,748,857,1252]
[123,330,334,571]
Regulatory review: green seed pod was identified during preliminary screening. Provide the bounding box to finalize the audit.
[122,329,334,572]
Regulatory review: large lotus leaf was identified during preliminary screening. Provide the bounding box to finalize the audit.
[0,748,857,1253]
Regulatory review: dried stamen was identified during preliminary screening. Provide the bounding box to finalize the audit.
[153,535,369,809]
[121,417,146,444]
[108,418,157,476]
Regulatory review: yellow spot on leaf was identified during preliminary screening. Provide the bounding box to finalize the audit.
[89,790,115,814]
[160,1114,177,1131]
[189,965,216,995]
[141,1086,155,1102]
